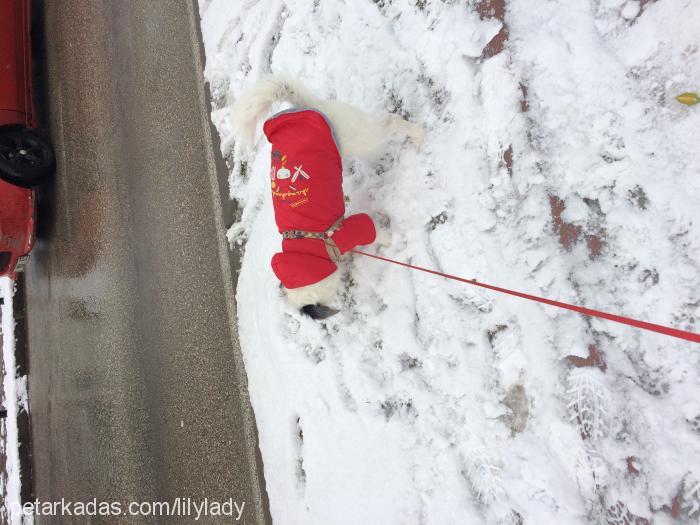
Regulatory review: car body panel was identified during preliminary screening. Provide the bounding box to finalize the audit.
[0,178,34,277]
[0,0,34,127]
[0,0,38,277]
[0,109,27,126]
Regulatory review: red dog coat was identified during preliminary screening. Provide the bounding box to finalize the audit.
[263,109,376,289]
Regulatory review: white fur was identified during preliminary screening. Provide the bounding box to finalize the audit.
[229,75,422,310]
[230,74,425,156]
[285,270,342,310]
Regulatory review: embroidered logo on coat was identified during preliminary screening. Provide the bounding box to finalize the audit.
[270,153,311,207]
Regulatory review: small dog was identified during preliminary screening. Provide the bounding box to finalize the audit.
[230,75,423,318]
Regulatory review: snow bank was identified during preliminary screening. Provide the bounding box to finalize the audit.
[1,278,31,524]
[198,0,700,522]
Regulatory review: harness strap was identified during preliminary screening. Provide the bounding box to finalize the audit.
[323,238,342,263]
[282,229,325,240]
[282,216,344,241]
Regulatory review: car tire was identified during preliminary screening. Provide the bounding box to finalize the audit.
[0,126,56,188]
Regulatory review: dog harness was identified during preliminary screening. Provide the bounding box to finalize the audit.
[281,216,344,262]
[263,109,377,289]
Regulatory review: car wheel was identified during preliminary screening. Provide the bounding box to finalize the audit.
[0,126,56,188]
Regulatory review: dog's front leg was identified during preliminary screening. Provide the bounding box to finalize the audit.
[374,228,392,248]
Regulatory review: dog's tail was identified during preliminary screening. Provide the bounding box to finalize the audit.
[229,74,319,151]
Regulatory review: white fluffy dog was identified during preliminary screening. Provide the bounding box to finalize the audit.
[229,75,423,318]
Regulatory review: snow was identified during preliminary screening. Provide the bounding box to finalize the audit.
[0,278,31,525]
[198,0,700,522]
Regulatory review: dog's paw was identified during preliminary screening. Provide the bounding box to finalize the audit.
[375,228,392,248]
[408,124,426,149]
[412,127,427,149]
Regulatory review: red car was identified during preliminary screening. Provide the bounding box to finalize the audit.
[0,0,55,277]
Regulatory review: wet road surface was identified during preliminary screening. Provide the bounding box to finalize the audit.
[25,1,270,523]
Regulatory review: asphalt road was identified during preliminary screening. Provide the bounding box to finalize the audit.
[24,1,270,523]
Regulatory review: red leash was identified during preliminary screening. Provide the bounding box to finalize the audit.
[352,250,700,344]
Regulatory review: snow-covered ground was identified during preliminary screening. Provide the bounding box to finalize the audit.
[0,278,31,525]
[198,0,700,522]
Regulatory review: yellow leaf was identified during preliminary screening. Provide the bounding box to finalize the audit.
[675,92,700,106]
